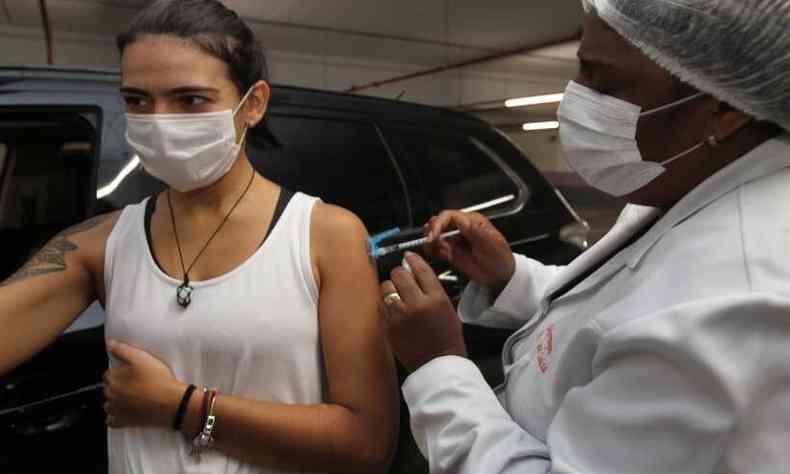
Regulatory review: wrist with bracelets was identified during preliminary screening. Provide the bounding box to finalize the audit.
[171,384,220,462]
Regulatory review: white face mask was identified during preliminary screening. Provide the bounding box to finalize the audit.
[557,80,707,197]
[125,87,255,193]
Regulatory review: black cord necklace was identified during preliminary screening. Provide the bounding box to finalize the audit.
[167,168,256,308]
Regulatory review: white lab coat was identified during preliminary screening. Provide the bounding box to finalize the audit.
[403,135,790,474]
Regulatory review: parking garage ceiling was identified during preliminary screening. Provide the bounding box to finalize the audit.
[0,0,583,124]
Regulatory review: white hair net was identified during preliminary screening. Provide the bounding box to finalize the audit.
[582,0,790,132]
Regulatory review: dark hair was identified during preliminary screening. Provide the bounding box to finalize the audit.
[117,0,278,147]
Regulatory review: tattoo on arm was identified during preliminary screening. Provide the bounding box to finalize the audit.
[0,214,113,288]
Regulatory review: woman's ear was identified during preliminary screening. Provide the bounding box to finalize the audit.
[245,80,271,127]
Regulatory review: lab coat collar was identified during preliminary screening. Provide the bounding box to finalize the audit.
[544,204,661,304]
[550,134,790,304]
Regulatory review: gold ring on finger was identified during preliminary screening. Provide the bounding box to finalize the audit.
[383,292,402,305]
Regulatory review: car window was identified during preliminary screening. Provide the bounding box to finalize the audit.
[0,112,97,281]
[384,128,522,225]
[249,115,409,234]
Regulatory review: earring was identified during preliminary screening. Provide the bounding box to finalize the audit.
[706,135,719,148]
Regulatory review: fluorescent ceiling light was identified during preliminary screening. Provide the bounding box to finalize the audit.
[522,121,560,131]
[505,93,564,108]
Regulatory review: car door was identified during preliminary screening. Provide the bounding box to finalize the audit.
[0,108,108,474]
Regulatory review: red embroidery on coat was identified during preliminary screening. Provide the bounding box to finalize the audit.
[536,324,554,374]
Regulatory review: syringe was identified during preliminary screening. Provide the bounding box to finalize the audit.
[374,230,461,258]
[369,193,516,258]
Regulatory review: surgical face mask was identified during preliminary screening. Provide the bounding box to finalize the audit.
[557,80,707,197]
[125,87,255,193]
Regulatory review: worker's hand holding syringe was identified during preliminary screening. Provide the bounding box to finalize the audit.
[421,210,515,295]
[378,196,517,371]
[371,194,517,294]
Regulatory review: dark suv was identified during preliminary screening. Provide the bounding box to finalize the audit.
[0,66,587,473]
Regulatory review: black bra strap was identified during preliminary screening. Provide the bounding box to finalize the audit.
[144,194,164,271]
[262,187,296,247]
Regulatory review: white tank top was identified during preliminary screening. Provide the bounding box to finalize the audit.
[104,192,325,474]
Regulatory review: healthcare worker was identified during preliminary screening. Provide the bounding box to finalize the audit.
[382,0,790,472]
[0,1,397,473]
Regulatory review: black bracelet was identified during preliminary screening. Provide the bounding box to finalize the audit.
[172,384,197,431]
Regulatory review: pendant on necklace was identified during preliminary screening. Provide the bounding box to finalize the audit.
[177,280,193,308]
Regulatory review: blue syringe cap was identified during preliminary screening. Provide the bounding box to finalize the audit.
[367,227,401,258]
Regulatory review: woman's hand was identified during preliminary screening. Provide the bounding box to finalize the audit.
[381,252,467,372]
[103,339,184,429]
[423,211,515,295]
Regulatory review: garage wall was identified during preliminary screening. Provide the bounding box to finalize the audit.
[0,23,570,107]
[510,129,569,173]
[268,50,566,108]
[0,0,581,122]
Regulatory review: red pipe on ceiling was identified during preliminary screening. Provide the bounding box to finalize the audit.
[345,30,581,94]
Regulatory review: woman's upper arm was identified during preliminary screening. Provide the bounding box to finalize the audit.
[310,203,398,452]
[0,211,119,375]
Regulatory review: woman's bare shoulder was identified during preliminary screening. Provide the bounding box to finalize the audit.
[309,202,372,274]
[311,202,369,242]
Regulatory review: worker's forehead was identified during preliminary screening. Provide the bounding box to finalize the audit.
[578,15,642,67]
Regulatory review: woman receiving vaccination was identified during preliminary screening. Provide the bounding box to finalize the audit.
[0,1,397,473]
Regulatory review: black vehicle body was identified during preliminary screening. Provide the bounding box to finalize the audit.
[0,66,587,473]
